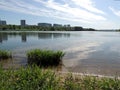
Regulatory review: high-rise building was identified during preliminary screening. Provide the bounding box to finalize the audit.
[1,21,6,25]
[20,20,26,26]
[0,19,7,25]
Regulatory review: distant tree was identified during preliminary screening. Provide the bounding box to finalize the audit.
[74,27,83,31]
[13,25,16,30]
[2,26,7,30]
[84,28,95,31]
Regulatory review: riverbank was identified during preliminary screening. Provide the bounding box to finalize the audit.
[0,65,120,90]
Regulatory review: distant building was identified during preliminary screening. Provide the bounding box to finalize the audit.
[64,24,70,27]
[53,24,62,27]
[1,21,7,25]
[0,19,1,25]
[21,20,26,26]
[38,23,52,27]
[0,19,7,25]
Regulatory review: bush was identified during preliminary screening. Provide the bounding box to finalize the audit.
[27,49,65,66]
[0,50,12,59]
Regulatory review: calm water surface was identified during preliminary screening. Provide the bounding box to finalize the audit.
[0,31,120,76]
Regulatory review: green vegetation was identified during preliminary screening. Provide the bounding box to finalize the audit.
[63,74,120,90]
[74,26,95,31]
[0,25,96,31]
[27,49,65,66]
[0,25,73,31]
[0,65,59,90]
[0,50,12,59]
[0,65,120,90]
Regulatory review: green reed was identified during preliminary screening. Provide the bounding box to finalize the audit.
[0,50,12,60]
[0,65,120,90]
[27,49,65,66]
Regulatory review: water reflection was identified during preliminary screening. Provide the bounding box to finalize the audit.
[21,33,27,42]
[0,33,8,43]
[0,32,70,43]
[38,33,52,39]
[63,42,102,67]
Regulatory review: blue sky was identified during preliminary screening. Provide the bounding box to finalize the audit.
[0,0,120,29]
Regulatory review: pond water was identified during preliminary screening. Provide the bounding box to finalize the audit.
[0,31,120,76]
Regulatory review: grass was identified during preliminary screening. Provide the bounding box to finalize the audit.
[62,74,120,90]
[0,65,59,90]
[27,49,65,67]
[0,50,12,60]
[0,65,120,90]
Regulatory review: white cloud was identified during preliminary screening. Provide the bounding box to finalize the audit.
[109,7,120,17]
[34,0,106,22]
[71,0,105,14]
[0,0,53,17]
[0,0,106,24]
[94,21,120,29]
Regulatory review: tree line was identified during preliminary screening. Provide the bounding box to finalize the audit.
[0,25,96,31]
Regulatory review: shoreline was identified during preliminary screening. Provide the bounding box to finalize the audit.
[56,71,120,79]
[1,54,120,78]
[0,30,119,32]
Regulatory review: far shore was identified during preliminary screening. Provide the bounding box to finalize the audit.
[0,30,119,32]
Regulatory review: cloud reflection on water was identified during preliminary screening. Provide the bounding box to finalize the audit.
[63,42,102,67]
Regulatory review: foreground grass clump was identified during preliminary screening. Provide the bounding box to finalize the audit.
[0,65,59,90]
[0,66,120,90]
[27,49,65,66]
[0,50,12,59]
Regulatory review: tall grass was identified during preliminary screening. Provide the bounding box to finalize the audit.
[0,65,60,90]
[0,65,120,90]
[27,49,65,66]
[0,50,12,60]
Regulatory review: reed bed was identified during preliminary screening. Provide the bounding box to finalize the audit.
[27,49,65,66]
[0,50,12,60]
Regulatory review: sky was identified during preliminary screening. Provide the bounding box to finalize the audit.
[0,0,120,29]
